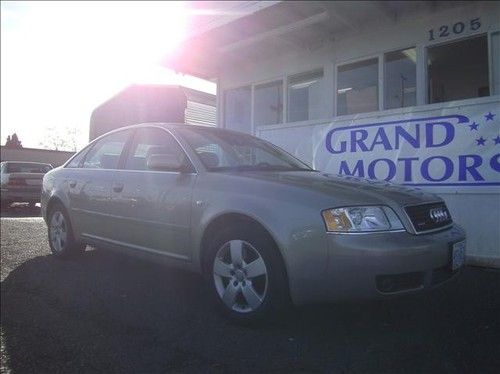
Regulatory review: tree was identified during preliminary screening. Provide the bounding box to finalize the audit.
[4,133,23,149]
[39,126,83,151]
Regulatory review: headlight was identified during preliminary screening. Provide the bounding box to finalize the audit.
[321,206,404,233]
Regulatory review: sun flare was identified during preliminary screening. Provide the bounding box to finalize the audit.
[1,1,200,149]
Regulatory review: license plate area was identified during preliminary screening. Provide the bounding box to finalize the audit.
[450,240,466,271]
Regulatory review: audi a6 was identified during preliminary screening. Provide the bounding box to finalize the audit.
[1,161,52,208]
[41,123,466,321]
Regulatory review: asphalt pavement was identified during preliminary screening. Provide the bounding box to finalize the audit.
[1,207,499,373]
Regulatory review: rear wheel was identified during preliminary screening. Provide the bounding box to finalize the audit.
[48,204,85,258]
[206,224,289,323]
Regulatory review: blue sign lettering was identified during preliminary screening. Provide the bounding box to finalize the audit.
[325,112,499,187]
[421,156,454,182]
[458,155,484,181]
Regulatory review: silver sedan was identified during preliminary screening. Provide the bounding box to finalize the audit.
[41,123,466,322]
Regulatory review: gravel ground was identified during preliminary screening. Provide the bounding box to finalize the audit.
[1,212,499,373]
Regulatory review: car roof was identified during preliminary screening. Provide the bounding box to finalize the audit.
[105,122,252,138]
[2,161,52,166]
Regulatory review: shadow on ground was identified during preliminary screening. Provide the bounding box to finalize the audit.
[1,248,499,373]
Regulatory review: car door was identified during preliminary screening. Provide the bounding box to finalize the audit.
[107,127,196,260]
[68,129,133,241]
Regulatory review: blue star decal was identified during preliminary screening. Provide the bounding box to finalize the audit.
[476,137,486,146]
[485,112,495,121]
[469,122,479,130]
[493,136,500,145]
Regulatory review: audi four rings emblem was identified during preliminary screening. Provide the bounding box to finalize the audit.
[429,207,449,222]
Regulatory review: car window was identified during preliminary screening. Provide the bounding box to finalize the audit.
[66,147,90,168]
[178,128,311,172]
[82,130,131,169]
[5,163,52,173]
[124,127,193,172]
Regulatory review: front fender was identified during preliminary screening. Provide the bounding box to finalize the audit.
[191,192,330,304]
[42,172,71,224]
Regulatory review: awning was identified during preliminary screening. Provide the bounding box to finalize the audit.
[162,1,472,80]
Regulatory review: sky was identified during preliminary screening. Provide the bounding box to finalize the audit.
[1,1,216,151]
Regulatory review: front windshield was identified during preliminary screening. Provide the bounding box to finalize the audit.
[178,128,312,172]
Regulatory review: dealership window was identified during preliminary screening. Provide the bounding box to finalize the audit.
[427,34,489,104]
[337,58,378,116]
[492,32,500,95]
[384,48,417,109]
[287,69,324,122]
[254,80,283,126]
[224,86,251,133]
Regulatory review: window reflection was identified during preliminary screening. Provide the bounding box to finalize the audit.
[428,35,489,103]
[287,70,324,122]
[337,59,379,115]
[384,48,416,109]
[254,81,283,126]
[224,86,251,133]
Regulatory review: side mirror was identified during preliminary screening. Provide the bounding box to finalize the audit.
[147,154,185,172]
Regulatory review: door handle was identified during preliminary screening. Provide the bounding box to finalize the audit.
[69,180,77,188]
[113,182,124,193]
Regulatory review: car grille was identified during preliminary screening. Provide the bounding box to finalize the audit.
[404,202,452,233]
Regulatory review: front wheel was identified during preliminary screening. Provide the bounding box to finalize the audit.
[48,204,85,258]
[207,225,289,323]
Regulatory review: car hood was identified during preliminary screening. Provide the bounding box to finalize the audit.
[216,170,440,207]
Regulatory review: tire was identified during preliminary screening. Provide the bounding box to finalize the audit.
[47,203,86,258]
[206,223,289,323]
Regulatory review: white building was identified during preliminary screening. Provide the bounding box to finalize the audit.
[167,1,500,266]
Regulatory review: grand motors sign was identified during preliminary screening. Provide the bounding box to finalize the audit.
[320,103,499,190]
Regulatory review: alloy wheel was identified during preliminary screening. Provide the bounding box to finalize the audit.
[50,211,67,253]
[213,239,268,313]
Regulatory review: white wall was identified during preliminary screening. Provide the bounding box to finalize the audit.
[219,2,500,97]
[217,2,500,265]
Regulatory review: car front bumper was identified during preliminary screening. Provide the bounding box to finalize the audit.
[290,224,466,305]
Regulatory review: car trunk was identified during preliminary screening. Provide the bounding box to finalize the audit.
[6,172,44,191]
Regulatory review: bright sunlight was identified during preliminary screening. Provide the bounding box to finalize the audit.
[1,1,215,150]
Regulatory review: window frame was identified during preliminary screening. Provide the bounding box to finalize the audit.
[122,126,196,174]
[64,141,95,168]
[286,68,325,123]
[425,32,491,104]
[335,56,381,117]
[79,128,134,170]
[222,85,253,132]
[333,30,497,118]
[383,46,418,110]
[253,79,284,127]
[220,25,499,130]
[490,30,500,96]
[222,68,328,133]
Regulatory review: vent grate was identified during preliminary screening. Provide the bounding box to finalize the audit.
[405,202,452,233]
